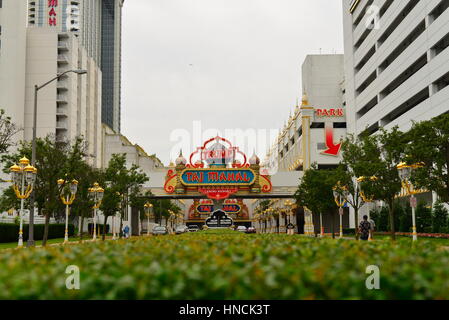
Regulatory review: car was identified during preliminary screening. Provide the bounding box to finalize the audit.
[246,227,256,234]
[236,226,247,233]
[152,226,168,235]
[175,225,189,234]
[188,225,200,232]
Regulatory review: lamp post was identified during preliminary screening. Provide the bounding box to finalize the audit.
[144,202,153,236]
[88,182,104,241]
[333,182,348,239]
[10,157,37,247]
[28,69,87,247]
[397,162,423,241]
[57,178,78,243]
[357,176,377,240]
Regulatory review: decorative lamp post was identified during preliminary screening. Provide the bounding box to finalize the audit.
[88,182,104,241]
[356,176,377,240]
[397,162,423,241]
[333,182,348,239]
[144,202,153,236]
[57,178,78,243]
[10,157,37,247]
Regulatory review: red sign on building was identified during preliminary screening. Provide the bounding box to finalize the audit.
[48,0,58,26]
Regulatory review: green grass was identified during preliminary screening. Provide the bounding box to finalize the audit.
[0,229,449,299]
[0,237,80,250]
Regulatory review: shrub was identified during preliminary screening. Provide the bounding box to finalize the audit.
[432,202,449,233]
[0,232,449,299]
[416,202,432,233]
[87,223,109,235]
[0,223,75,243]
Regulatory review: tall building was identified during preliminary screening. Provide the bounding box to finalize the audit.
[27,0,124,133]
[342,0,449,136]
[0,0,28,145]
[101,0,124,133]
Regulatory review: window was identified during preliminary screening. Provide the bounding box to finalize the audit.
[430,0,449,23]
[432,32,449,57]
[356,71,376,96]
[357,96,378,119]
[433,70,449,93]
[381,88,430,124]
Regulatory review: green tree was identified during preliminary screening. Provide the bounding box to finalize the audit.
[0,108,21,154]
[295,165,339,238]
[101,154,149,239]
[406,113,449,204]
[432,202,449,233]
[354,128,406,240]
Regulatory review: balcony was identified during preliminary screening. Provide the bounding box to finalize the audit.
[57,55,69,64]
[56,95,67,104]
[58,42,69,50]
[57,80,68,91]
[56,121,67,130]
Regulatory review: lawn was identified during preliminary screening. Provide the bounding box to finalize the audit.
[0,229,448,299]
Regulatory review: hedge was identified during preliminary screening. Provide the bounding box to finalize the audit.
[87,223,109,235]
[0,229,448,299]
[0,223,75,243]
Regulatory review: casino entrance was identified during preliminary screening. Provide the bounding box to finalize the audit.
[137,136,315,234]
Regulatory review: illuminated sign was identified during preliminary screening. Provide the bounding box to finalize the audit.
[205,210,233,228]
[180,168,256,186]
[197,204,241,214]
[315,108,345,117]
[48,0,58,26]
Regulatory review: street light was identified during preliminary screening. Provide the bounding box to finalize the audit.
[333,182,348,239]
[397,162,423,241]
[144,202,154,236]
[10,157,37,247]
[28,69,87,247]
[57,178,78,243]
[88,182,104,241]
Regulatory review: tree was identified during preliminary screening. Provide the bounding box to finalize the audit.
[295,165,340,238]
[432,202,449,233]
[0,108,22,154]
[406,113,449,204]
[101,154,149,239]
[340,135,368,239]
[355,128,406,240]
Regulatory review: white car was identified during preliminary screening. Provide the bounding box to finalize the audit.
[152,226,168,235]
[236,226,247,233]
[175,225,189,234]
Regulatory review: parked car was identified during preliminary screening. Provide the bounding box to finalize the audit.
[188,225,200,232]
[236,226,247,233]
[175,225,189,234]
[246,227,256,234]
[152,226,168,235]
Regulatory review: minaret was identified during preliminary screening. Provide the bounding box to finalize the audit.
[299,92,315,236]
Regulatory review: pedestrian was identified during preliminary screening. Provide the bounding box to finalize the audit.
[358,215,371,241]
[123,225,130,239]
[368,217,376,240]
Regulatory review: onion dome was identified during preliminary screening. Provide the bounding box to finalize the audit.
[249,153,260,165]
[205,138,232,166]
[175,150,187,166]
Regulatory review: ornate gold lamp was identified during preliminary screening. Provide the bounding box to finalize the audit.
[88,182,104,241]
[57,178,78,243]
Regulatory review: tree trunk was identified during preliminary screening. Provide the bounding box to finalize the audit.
[388,199,396,241]
[331,210,335,239]
[102,215,108,241]
[79,215,84,242]
[354,207,360,240]
[119,213,124,239]
[42,213,50,246]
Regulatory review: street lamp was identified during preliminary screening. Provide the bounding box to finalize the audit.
[10,157,37,247]
[397,162,423,241]
[333,182,348,239]
[88,182,104,241]
[57,178,78,243]
[144,202,154,236]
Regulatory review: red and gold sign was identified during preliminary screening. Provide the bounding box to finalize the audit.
[164,136,272,200]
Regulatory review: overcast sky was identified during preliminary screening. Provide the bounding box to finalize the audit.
[121,0,344,165]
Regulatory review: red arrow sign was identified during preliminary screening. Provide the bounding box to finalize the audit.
[322,122,342,156]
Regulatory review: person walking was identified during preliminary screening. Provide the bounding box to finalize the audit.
[358,215,371,241]
[123,225,130,239]
[368,217,376,240]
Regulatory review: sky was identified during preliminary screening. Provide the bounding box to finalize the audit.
[121,0,344,165]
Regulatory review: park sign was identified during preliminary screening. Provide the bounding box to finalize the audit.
[164,136,272,200]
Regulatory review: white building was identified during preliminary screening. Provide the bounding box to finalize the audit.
[342,0,449,213]
[342,0,449,136]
